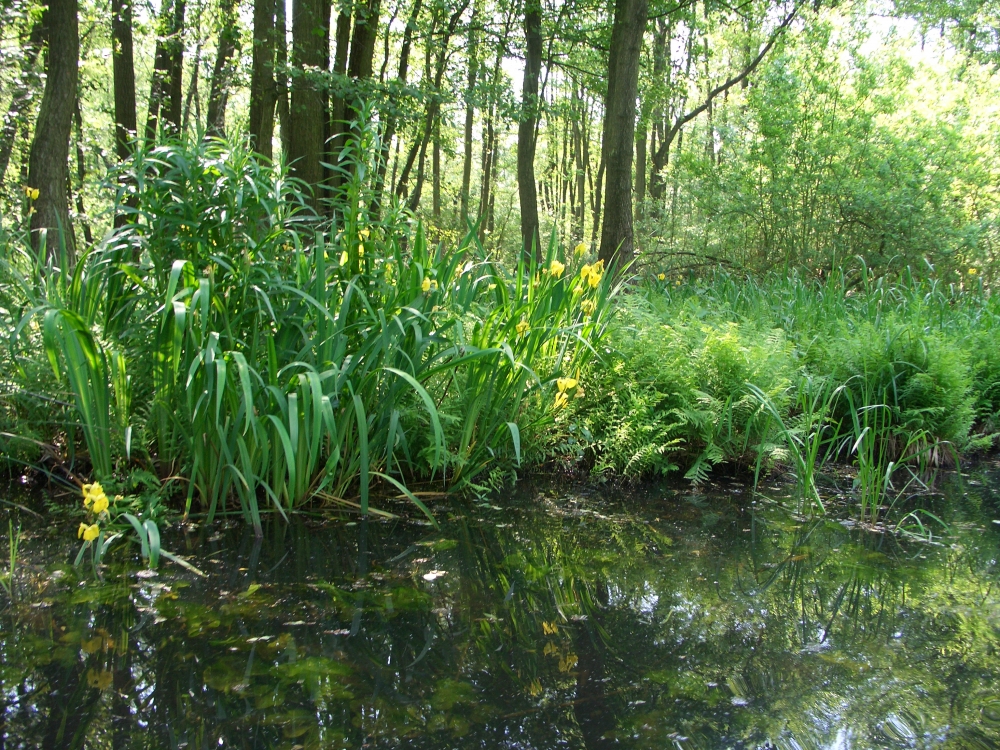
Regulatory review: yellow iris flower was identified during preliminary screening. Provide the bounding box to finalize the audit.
[549,260,565,278]
[556,377,578,393]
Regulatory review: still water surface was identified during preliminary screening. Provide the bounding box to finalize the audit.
[2,470,1000,749]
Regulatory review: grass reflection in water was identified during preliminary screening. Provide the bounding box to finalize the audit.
[2,470,1000,749]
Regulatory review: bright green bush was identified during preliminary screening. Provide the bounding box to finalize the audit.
[574,296,794,480]
[808,319,974,449]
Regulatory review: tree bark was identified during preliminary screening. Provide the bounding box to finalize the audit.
[28,0,79,260]
[289,0,329,208]
[517,0,542,262]
[248,0,277,157]
[0,16,47,189]
[206,0,240,137]
[598,0,647,272]
[111,0,137,160]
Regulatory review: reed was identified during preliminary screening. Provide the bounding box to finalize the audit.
[1,124,613,532]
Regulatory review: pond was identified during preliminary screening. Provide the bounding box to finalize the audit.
[2,467,1000,749]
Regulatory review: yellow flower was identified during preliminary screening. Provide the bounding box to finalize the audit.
[574,242,587,257]
[581,299,596,316]
[542,621,558,635]
[78,522,88,538]
[91,493,109,515]
[549,260,565,279]
[556,377,578,393]
[516,319,529,336]
[558,653,578,673]
[422,277,431,292]
[586,260,605,288]
[340,250,349,266]
[23,186,39,201]
[81,523,100,542]
[553,392,569,410]
[358,228,370,240]
[658,273,665,281]
[358,244,365,257]
[86,669,114,690]
[969,267,978,275]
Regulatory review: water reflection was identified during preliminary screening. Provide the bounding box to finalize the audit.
[2,472,1000,749]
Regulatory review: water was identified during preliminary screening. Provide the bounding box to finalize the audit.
[2,468,1000,749]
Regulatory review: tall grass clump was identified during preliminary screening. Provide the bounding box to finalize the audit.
[0,122,615,532]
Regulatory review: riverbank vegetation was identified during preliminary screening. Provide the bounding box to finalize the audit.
[1,0,1000,543]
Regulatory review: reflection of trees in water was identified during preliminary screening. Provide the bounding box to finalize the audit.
[1,483,999,748]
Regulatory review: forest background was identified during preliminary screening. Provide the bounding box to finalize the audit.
[1,0,998,278]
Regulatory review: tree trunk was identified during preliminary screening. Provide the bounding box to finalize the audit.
[146,0,186,139]
[598,0,647,272]
[517,0,542,262]
[111,0,136,159]
[28,0,78,261]
[401,1,468,210]
[0,16,47,189]
[248,0,277,157]
[289,0,329,208]
[73,98,93,245]
[459,1,478,225]
[590,132,605,247]
[634,120,646,221]
[206,0,240,137]
[432,116,441,219]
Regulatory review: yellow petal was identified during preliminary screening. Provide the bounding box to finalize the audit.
[83,524,100,542]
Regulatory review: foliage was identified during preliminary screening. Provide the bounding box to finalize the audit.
[0,129,614,530]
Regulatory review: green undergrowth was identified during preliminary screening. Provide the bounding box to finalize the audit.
[0,126,615,534]
[565,270,1000,491]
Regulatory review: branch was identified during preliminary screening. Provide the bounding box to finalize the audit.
[652,2,800,168]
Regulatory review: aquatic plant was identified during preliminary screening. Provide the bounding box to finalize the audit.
[1,126,614,532]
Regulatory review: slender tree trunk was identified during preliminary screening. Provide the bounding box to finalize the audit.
[459,1,478,225]
[590,135,605,247]
[73,99,93,245]
[573,84,586,240]
[111,0,137,159]
[517,0,542,262]
[206,0,240,136]
[28,0,79,260]
[598,0,647,272]
[634,120,647,221]
[479,13,511,242]
[248,0,277,157]
[146,0,186,139]
[432,116,441,219]
[289,0,328,208]
[181,31,201,133]
[373,0,420,207]
[327,10,351,193]
[0,16,47,188]
[275,0,291,157]
[403,1,468,210]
